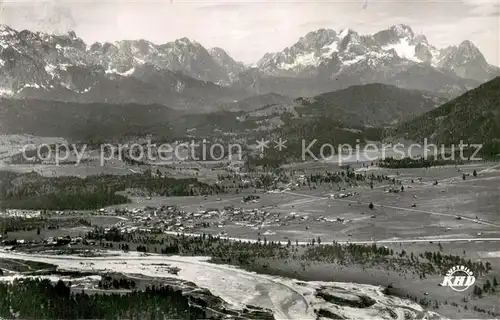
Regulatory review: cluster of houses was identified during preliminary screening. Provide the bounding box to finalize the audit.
[112,205,210,234]
[0,209,42,218]
[1,235,89,247]
[106,200,296,235]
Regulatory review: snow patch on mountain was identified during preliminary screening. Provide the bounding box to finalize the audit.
[383,38,420,62]
[342,54,364,66]
[105,66,135,76]
[23,83,41,89]
[338,28,350,38]
[322,40,339,58]
[44,64,58,77]
[279,52,320,69]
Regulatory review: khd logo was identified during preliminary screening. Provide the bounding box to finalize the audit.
[440,265,476,292]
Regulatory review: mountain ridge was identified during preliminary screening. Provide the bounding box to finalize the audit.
[0,82,447,142]
[257,24,498,82]
[0,23,498,109]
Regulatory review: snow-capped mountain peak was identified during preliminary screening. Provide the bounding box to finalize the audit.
[338,28,352,39]
[433,40,494,80]
[173,37,201,49]
[413,34,428,45]
[0,24,16,37]
[256,28,340,74]
[297,28,337,49]
[458,40,482,57]
[256,24,497,83]
[389,24,415,39]
[0,26,242,97]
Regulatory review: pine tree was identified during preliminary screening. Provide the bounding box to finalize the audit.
[484,280,491,292]
[473,285,483,297]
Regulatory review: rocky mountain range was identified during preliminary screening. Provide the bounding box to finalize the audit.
[253,24,498,96]
[0,23,498,110]
[258,25,497,81]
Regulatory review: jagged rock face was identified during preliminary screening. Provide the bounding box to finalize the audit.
[257,29,339,75]
[84,38,240,85]
[208,47,246,85]
[436,40,496,82]
[85,37,237,84]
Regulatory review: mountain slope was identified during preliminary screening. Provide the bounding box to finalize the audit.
[209,47,246,85]
[13,64,249,111]
[217,92,293,112]
[0,98,182,141]
[394,76,500,153]
[296,83,447,126]
[238,84,449,162]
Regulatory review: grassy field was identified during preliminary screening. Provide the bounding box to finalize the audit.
[2,215,126,243]
[103,162,500,245]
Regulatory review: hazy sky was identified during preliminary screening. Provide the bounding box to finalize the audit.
[0,0,499,66]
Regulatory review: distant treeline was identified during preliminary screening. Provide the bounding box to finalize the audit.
[85,229,494,284]
[378,156,461,169]
[0,217,45,233]
[0,216,92,234]
[0,279,209,319]
[0,170,225,210]
[245,117,384,167]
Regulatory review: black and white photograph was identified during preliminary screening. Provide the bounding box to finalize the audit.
[0,0,499,319]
